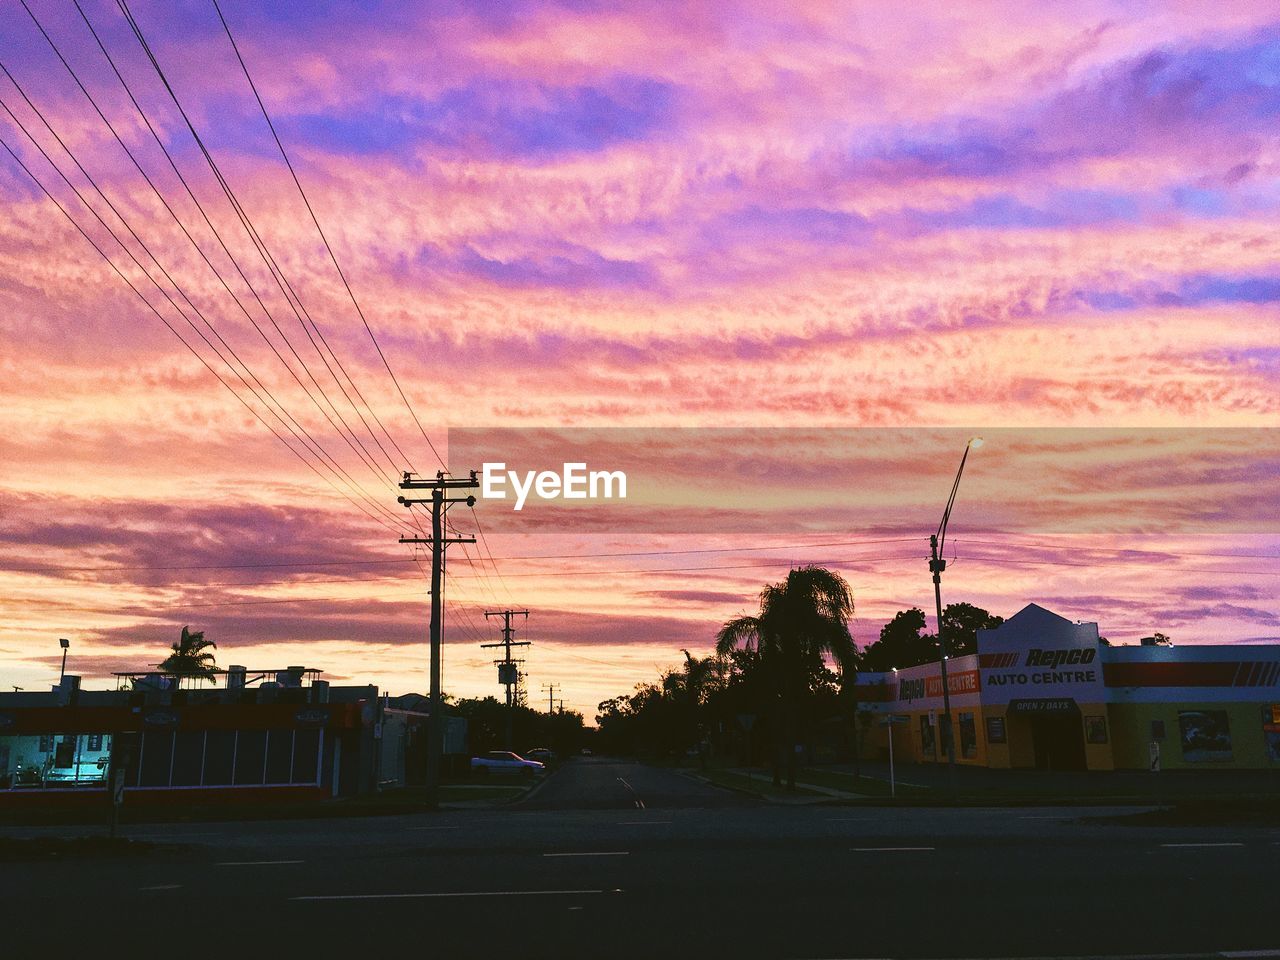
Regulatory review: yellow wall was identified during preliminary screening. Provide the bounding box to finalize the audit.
[1108,702,1279,771]
[868,699,1280,772]
[881,709,988,766]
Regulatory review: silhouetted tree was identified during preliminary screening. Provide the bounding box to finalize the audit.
[939,602,1004,657]
[158,625,217,686]
[860,608,932,671]
[860,603,1003,670]
[716,566,856,790]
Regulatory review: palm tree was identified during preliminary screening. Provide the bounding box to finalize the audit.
[715,566,856,789]
[158,625,218,687]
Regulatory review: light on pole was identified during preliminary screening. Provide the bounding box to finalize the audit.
[930,436,983,799]
[58,638,70,684]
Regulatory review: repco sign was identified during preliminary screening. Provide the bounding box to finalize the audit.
[896,677,927,703]
[1025,648,1096,668]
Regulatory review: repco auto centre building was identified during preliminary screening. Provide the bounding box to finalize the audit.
[857,604,1280,771]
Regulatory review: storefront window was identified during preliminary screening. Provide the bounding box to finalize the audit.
[958,712,977,758]
[0,733,113,788]
[1177,710,1232,762]
[1262,706,1280,763]
[985,716,1006,744]
[1084,716,1108,744]
[1,729,322,790]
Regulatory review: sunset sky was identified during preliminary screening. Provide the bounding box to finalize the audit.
[1,0,1277,718]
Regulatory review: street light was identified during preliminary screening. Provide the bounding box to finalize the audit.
[930,436,982,798]
[58,638,70,684]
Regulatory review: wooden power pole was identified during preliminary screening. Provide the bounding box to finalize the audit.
[398,470,477,807]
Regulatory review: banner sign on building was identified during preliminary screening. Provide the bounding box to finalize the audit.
[976,604,1106,707]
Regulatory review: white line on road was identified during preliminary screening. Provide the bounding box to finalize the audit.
[1160,842,1245,848]
[851,846,934,852]
[216,860,306,866]
[617,776,644,808]
[543,851,630,858]
[292,889,606,902]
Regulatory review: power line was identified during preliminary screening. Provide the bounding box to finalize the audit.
[0,49,410,533]
[15,2,407,528]
[0,131,402,537]
[208,0,443,472]
[102,2,411,499]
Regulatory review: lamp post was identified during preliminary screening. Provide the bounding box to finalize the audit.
[58,638,70,684]
[930,436,983,799]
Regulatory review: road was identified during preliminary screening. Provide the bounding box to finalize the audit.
[5,757,1279,959]
[516,755,750,809]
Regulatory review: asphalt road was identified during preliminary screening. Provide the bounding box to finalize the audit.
[516,754,751,809]
[5,757,1279,959]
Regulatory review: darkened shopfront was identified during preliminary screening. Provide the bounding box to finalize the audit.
[1008,699,1087,771]
[0,670,379,808]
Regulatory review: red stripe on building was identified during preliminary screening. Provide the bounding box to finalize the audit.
[1103,661,1251,687]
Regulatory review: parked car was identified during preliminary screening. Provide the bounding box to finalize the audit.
[470,750,545,778]
[524,747,557,765]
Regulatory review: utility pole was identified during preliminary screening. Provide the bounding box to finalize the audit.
[483,609,530,751]
[541,682,560,715]
[398,470,478,808]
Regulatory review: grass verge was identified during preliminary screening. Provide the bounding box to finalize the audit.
[794,767,933,798]
[697,769,825,799]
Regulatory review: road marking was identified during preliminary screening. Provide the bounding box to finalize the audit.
[617,820,671,825]
[292,889,606,902]
[851,846,934,852]
[617,776,644,808]
[544,851,630,858]
[139,884,182,891]
[1160,842,1245,848]
[216,860,305,866]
